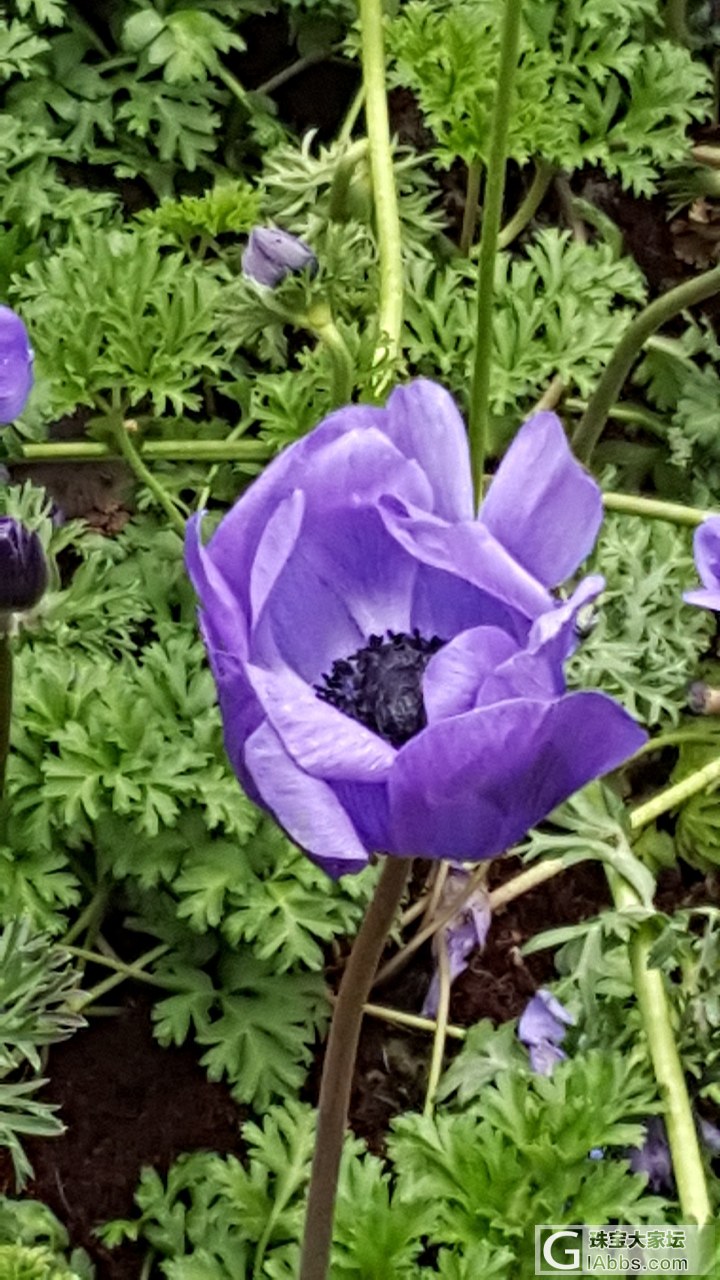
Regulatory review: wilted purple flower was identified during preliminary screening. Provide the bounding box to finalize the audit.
[242,227,317,288]
[683,516,720,611]
[628,1117,674,1194]
[0,518,47,612]
[518,988,574,1075]
[0,306,33,424]
[421,867,491,1017]
[186,380,646,876]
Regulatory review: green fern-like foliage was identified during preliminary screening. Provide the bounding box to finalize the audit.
[386,0,711,193]
[0,1197,92,1279]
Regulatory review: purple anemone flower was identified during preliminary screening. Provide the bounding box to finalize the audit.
[242,227,317,288]
[421,867,491,1017]
[0,306,33,424]
[0,518,47,612]
[518,987,574,1075]
[683,516,720,612]
[186,379,646,876]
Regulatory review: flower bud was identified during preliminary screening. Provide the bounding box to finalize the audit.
[242,227,317,288]
[0,518,47,612]
[0,307,33,424]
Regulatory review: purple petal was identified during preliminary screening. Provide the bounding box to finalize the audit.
[388,693,647,860]
[243,720,370,872]
[628,1118,674,1194]
[518,989,574,1047]
[244,663,396,782]
[684,517,720,611]
[479,412,603,587]
[242,227,317,287]
[423,627,519,723]
[383,381,474,521]
[0,306,33,424]
[421,875,492,1016]
[185,513,250,656]
[529,1042,567,1075]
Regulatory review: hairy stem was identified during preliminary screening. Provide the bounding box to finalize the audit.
[468,0,523,505]
[459,159,483,255]
[112,422,186,537]
[497,159,555,250]
[573,262,720,464]
[299,856,412,1280]
[0,628,11,800]
[629,757,720,830]
[608,869,711,1224]
[358,0,404,373]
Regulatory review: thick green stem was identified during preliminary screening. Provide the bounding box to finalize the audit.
[303,303,355,406]
[608,869,711,1224]
[299,856,412,1280]
[468,0,523,505]
[630,757,720,830]
[358,0,404,372]
[0,628,11,799]
[459,160,482,255]
[19,440,271,463]
[112,423,186,537]
[573,263,720,465]
[497,159,555,250]
[602,492,711,527]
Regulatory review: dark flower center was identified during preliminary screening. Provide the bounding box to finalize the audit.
[315,630,444,747]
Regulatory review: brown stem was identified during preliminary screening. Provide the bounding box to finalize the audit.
[299,855,412,1280]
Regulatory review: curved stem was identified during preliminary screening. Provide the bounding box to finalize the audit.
[423,931,451,1115]
[572,262,720,465]
[112,422,186,537]
[0,627,11,799]
[497,159,555,250]
[358,0,404,374]
[299,855,412,1280]
[304,304,355,406]
[468,0,523,506]
[608,869,712,1224]
[459,160,482,255]
[629,757,720,831]
[602,492,711,527]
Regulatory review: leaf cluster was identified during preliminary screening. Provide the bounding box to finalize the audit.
[0,1195,92,1279]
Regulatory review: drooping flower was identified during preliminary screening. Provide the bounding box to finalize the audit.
[186,380,646,876]
[242,227,317,288]
[421,867,491,1017]
[0,306,33,424]
[0,519,47,612]
[683,516,720,612]
[627,1117,674,1194]
[518,987,575,1075]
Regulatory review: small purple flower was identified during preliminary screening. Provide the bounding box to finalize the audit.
[0,306,33,424]
[421,867,491,1017]
[518,988,574,1076]
[242,227,317,288]
[683,516,720,611]
[0,518,47,612]
[186,380,646,876]
[628,1117,674,1194]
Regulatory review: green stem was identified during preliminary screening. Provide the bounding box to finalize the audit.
[360,999,466,1041]
[608,868,712,1224]
[299,856,412,1280]
[573,262,720,464]
[497,159,555,250]
[61,885,109,948]
[629,757,720,831]
[70,943,171,1011]
[602,492,711,527]
[255,50,328,97]
[664,0,690,42]
[0,627,11,800]
[468,0,523,505]
[112,423,186,537]
[337,84,365,144]
[358,0,404,373]
[18,440,272,463]
[459,160,482,255]
[565,397,666,438]
[423,930,451,1115]
[303,303,355,406]
[215,63,248,106]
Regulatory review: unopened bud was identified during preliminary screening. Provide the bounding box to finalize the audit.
[0,518,47,612]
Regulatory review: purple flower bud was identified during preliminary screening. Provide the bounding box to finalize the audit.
[518,988,574,1049]
[0,307,33,424]
[421,867,491,1017]
[0,518,47,612]
[242,227,317,288]
[628,1117,674,1195]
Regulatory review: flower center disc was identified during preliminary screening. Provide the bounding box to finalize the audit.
[315,630,444,747]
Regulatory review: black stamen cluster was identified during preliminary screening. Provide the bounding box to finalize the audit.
[315,629,444,747]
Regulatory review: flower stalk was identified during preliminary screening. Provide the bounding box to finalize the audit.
[573,262,720,464]
[299,855,412,1280]
[18,439,273,463]
[497,159,555,250]
[468,0,523,505]
[358,0,404,375]
[459,159,483,255]
[112,420,187,537]
[0,625,12,799]
[423,929,451,1115]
